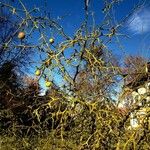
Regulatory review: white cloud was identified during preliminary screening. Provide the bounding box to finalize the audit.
[128,8,150,34]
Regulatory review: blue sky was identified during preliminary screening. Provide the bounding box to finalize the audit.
[4,0,149,58]
[2,0,150,92]
[19,0,150,57]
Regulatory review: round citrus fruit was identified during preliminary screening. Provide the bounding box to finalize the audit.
[35,69,41,76]
[45,80,52,87]
[49,38,54,44]
[18,31,25,39]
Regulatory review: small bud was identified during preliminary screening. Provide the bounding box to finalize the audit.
[45,59,51,67]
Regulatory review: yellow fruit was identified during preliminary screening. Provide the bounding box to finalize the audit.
[49,38,54,44]
[18,31,25,39]
[35,69,41,76]
[45,81,52,87]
